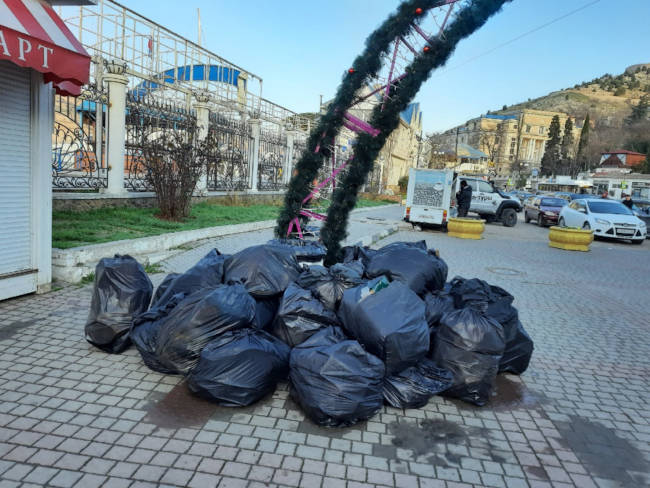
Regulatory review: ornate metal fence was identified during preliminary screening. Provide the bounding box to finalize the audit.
[52,84,108,190]
[258,129,286,191]
[124,93,196,191]
[205,113,252,191]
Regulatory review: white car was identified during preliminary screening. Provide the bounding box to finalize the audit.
[558,199,646,244]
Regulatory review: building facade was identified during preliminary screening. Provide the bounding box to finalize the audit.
[441,109,582,180]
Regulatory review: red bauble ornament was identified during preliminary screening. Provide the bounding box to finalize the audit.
[423,46,430,52]
[348,68,355,74]
[415,7,423,15]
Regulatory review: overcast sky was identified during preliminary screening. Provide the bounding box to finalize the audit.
[90,0,649,133]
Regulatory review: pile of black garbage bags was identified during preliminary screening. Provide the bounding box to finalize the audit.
[85,239,534,427]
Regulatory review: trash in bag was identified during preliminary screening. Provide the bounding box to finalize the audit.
[365,243,448,296]
[152,273,180,305]
[272,284,340,347]
[338,277,429,374]
[224,245,301,297]
[289,327,385,427]
[448,276,491,310]
[187,329,290,406]
[85,255,153,354]
[252,296,279,330]
[151,249,227,309]
[296,263,365,311]
[339,245,377,268]
[499,319,534,375]
[424,291,456,330]
[432,308,505,406]
[131,284,256,375]
[266,238,327,262]
[382,358,453,408]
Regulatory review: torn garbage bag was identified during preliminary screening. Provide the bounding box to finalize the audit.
[266,238,327,262]
[187,329,290,406]
[432,308,505,406]
[289,327,385,427]
[365,243,448,295]
[151,249,226,309]
[272,284,340,347]
[85,255,153,354]
[224,245,301,297]
[383,359,453,408]
[338,277,429,374]
[131,284,256,375]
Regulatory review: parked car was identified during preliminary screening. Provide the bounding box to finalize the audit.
[559,199,646,244]
[569,193,600,201]
[630,200,650,238]
[524,197,567,227]
[553,192,573,202]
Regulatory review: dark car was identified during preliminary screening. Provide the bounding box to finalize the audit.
[524,197,567,227]
[631,200,650,238]
[570,193,600,201]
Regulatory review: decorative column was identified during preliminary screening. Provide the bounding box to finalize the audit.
[249,118,261,191]
[103,59,128,194]
[193,91,211,194]
[284,129,296,185]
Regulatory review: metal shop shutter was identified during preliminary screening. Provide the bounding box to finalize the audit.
[0,61,35,296]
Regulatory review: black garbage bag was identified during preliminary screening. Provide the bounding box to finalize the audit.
[132,284,256,374]
[131,293,186,373]
[224,245,301,297]
[339,245,377,268]
[187,329,290,406]
[424,291,456,330]
[499,319,534,375]
[448,276,491,310]
[296,263,365,311]
[152,249,227,309]
[85,255,153,354]
[338,277,429,374]
[272,284,340,347]
[383,358,454,408]
[289,327,385,427]
[252,296,279,330]
[266,238,327,262]
[432,308,505,406]
[152,273,180,305]
[365,243,447,296]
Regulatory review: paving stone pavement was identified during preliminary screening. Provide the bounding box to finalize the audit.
[1,210,649,488]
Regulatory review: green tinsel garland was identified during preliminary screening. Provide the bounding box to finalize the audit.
[275,0,453,237]
[321,0,512,264]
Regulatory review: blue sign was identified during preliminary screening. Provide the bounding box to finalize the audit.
[532,168,539,177]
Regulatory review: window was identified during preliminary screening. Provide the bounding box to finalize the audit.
[461,179,479,192]
[526,125,531,133]
[539,127,545,135]
[478,181,494,193]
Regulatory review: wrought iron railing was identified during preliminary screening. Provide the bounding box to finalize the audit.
[124,92,196,191]
[52,83,108,190]
[258,129,286,191]
[205,113,252,191]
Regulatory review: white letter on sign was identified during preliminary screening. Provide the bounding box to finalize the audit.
[0,30,10,56]
[38,45,53,68]
[18,37,32,60]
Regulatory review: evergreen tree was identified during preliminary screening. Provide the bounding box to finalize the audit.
[627,94,649,124]
[561,117,575,162]
[540,115,561,176]
[576,114,590,170]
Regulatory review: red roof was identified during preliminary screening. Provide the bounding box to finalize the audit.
[601,150,646,156]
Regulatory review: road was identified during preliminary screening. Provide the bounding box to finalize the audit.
[0,206,648,488]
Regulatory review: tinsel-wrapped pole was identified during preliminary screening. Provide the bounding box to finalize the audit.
[321,0,512,265]
[275,0,457,237]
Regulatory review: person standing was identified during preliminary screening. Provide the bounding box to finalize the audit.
[456,180,472,217]
[622,193,634,209]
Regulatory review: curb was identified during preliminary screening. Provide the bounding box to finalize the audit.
[352,224,400,247]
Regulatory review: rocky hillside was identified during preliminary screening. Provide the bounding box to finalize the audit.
[495,64,650,126]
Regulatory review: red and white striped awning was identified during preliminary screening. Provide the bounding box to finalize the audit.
[0,0,90,96]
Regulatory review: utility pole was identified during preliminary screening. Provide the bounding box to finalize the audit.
[197,8,202,46]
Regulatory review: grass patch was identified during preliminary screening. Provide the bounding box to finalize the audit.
[144,263,164,274]
[79,272,95,285]
[53,198,394,249]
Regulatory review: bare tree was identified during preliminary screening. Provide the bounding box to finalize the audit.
[127,98,214,220]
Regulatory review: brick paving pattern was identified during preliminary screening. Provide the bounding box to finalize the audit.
[1,209,649,487]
